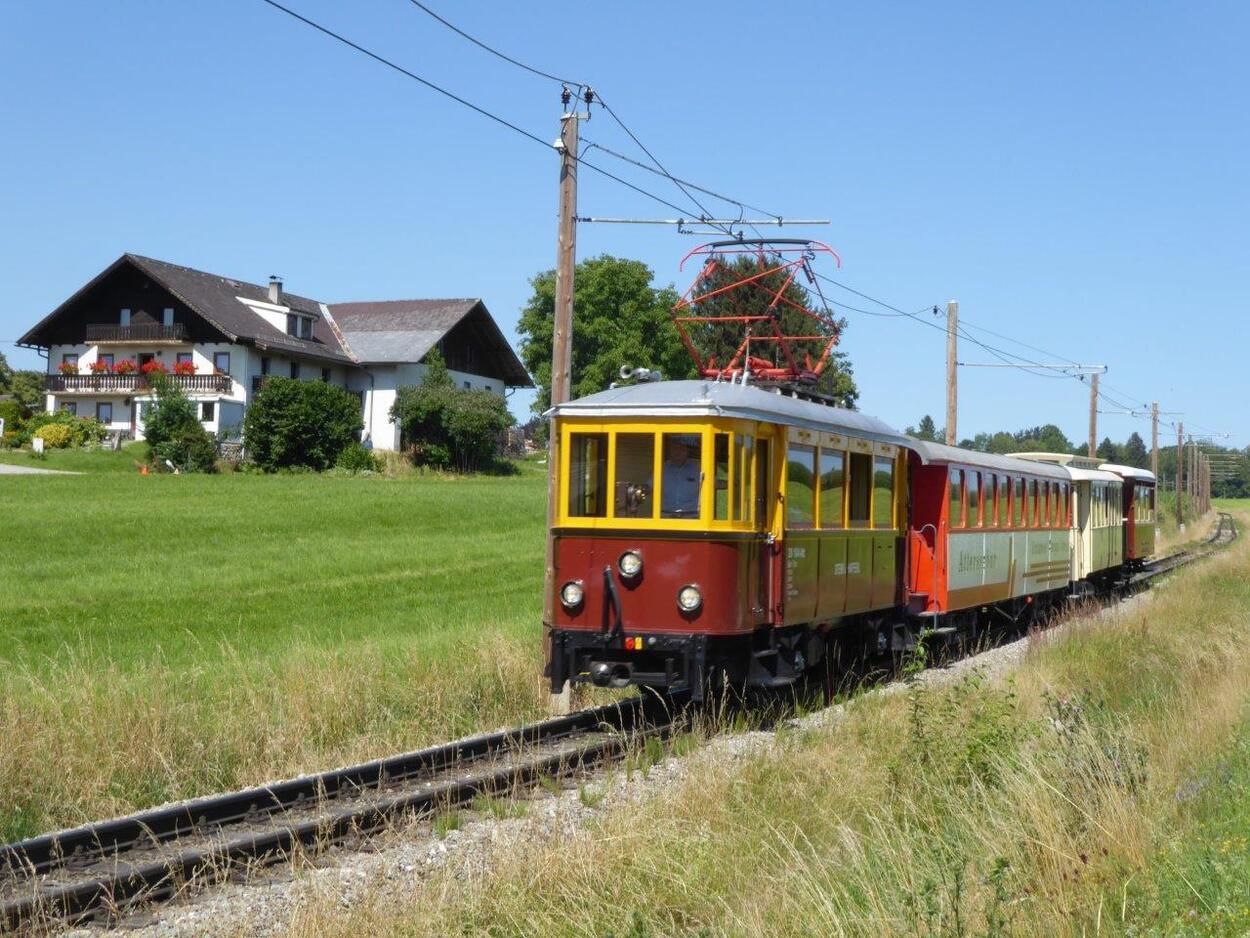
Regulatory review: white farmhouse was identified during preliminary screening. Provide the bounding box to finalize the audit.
[17,254,532,450]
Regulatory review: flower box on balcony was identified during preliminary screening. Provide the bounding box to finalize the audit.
[114,360,137,374]
[89,361,112,374]
[58,362,79,375]
[173,361,197,376]
[140,361,168,376]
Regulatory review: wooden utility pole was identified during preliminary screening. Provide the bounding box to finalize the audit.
[1175,421,1184,530]
[1150,401,1159,480]
[1087,372,1100,457]
[945,300,958,446]
[544,89,584,713]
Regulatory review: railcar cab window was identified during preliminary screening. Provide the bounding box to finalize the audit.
[1013,478,1024,526]
[568,433,608,517]
[714,434,730,520]
[786,444,816,529]
[997,475,1009,527]
[661,433,702,519]
[614,433,655,519]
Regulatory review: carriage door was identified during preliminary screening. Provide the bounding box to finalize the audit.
[753,436,774,625]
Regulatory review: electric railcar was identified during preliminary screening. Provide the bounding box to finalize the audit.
[544,379,1156,698]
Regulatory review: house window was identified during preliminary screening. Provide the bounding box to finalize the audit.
[286,314,314,339]
[261,357,271,375]
[321,368,331,383]
[98,353,115,370]
[176,352,193,365]
[213,352,230,374]
[290,361,300,379]
[96,402,112,424]
[120,308,131,326]
[60,402,77,416]
[63,353,79,369]
[201,402,215,422]
[163,308,174,327]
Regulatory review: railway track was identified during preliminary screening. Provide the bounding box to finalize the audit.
[1,512,1236,932]
[0,692,684,931]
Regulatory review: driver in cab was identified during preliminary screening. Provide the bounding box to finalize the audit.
[661,436,701,518]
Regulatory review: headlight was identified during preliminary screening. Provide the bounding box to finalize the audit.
[676,584,702,613]
[560,580,584,609]
[618,550,643,579]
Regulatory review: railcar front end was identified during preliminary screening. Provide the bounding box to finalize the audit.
[546,413,780,698]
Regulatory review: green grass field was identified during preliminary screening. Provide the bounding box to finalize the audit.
[0,449,555,840]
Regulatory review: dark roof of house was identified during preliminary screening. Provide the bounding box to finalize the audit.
[19,254,532,384]
[332,299,532,385]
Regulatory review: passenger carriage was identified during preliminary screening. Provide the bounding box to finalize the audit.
[1100,463,1157,565]
[1017,454,1125,586]
[905,443,1073,633]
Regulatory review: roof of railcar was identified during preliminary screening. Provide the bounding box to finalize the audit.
[1100,463,1157,482]
[906,440,1070,480]
[547,380,916,449]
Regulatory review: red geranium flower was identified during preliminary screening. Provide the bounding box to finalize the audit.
[173,360,197,375]
[89,360,112,374]
[140,360,168,375]
[114,359,137,374]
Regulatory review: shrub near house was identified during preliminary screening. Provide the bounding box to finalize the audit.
[243,377,363,471]
[390,350,514,472]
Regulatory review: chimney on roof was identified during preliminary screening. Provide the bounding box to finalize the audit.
[268,275,282,305]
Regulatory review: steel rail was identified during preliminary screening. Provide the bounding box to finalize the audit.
[0,692,683,930]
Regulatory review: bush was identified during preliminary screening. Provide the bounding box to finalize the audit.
[0,400,23,429]
[336,442,383,473]
[33,423,73,448]
[243,377,363,472]
[22,411,107,448]
[390,350,514,473]
[143,375,217,473]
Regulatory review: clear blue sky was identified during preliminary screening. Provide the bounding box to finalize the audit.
[2,1,1245,448]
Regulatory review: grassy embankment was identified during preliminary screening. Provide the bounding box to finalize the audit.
[0,452,558,841]
[279,505,1250,938]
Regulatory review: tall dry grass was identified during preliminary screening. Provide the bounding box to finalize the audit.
[0,633,607,840]
[267,510,1250,937]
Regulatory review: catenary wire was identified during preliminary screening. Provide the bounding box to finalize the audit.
[403,0,583,88]
[257,0,712,220]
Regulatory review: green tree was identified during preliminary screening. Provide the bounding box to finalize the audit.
[906,414,941,442]
[1122,431,1149,468]
[518,255,695,413]
[143,375,217,473]
[986,432,1019,454]
[1096,436,1118,463]
[684,253,858,407]
[391,349,515,472]
[0,350,11,392]
[8,371,44,413]
[243,377,363,471]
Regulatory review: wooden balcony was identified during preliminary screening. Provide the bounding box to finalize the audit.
[45,373,233,394]
[85,323,188,344]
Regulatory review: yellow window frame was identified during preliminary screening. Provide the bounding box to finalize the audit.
[556,418,771,533]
